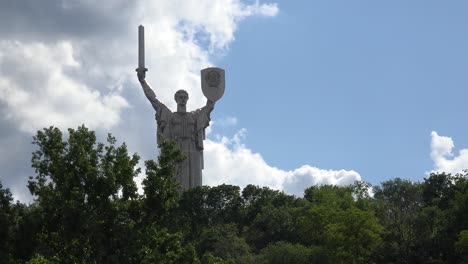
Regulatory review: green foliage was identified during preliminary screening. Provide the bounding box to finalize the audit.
[456,230,468,263]
[201,252,233,264]
[26,254,60,264]
[258,241,315,264]
[245,204,295,250]
[2,125,468,263]
[177,184,243,239]
[142,139,184,225]
[26,125,142,262]
[0,180,13,260]
[197,224,251,262]
[372,173,468,263]
[241,185,297,226]
[373,178,423,262]
[136,224,183,264]
[298,184,383,263]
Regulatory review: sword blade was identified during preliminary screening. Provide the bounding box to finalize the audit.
[138,25,145,69]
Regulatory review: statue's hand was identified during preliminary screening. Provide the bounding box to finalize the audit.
[206,99,215,109]
[137,71,146,82]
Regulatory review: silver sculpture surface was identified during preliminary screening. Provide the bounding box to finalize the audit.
[136,25,224,190]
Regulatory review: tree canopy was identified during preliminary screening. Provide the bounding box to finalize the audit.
[1,125,467,263]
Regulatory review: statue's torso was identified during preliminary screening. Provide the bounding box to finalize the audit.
[171,112,196,139]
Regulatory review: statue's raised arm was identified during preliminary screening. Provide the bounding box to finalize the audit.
[135,25,227,192]
[137,71,165,111]
[135,24,164,111]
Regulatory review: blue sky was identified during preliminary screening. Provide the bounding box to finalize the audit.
[216,0,468,184]
[0,0,467,200]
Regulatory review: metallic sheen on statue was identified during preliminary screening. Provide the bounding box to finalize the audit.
[136,25,225,191]
[136,25,147,73]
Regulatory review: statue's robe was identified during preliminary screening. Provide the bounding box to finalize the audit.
[154,101,213,190]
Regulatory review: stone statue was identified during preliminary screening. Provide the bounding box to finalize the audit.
[136,25,224,191]
[137,71,214,190]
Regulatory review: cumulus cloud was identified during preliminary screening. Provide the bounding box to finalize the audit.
[136,0,278,111]
[140,1,278,51]
[0,41,128,133]
[0,0,279,133]
[212,116,238,128]
[204,128,361,197]
[0,0,360,200]
[430,131,468,174]
[0,0,280,201]
[283,166,361,196]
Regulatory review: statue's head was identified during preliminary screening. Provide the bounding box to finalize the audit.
[174,89,189,106]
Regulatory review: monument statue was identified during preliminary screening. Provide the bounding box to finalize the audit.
[136,25,225,191]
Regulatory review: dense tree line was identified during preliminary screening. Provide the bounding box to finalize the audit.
[1,125,467,263]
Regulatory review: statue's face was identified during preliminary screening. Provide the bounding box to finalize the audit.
[175,93,188,106]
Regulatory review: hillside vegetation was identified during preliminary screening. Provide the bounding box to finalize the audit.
[1,126,467,263]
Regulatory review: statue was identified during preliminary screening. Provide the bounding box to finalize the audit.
[136,25,225,191]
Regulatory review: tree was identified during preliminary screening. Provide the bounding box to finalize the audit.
[141,139,184,226]
[0,180,13,260]
[455,230,468,263]
[27,125,141,262]
[258,241,315,264]
[205,184,243,226]
[423,172,455,210]
[177,186,211,238]
[136,139,197,263]
[196,224,251,262]
[245,204,295,250]
[9,203,43,262]
[177,184,243,239]
[446,172,468,262]
[6,123,468,263]
[241,185,297,227]
[297,185,383,263]
[298,185,355,246]
[373,178,423,263]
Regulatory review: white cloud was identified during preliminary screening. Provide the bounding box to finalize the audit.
[213,116,238,128]
[204,128,361,197]
[283,166,361,196]
[0,41,128,133]
[430,131,468,174]
[137,0,279,111]
[0,0,362,201]
[0,0,280,201]
[0,0,279,134]
[140,0,278,50]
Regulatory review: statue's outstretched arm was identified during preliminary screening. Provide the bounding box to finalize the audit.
[137,71,162,110]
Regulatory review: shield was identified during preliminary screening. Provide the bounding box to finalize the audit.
[201,67,225,102]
